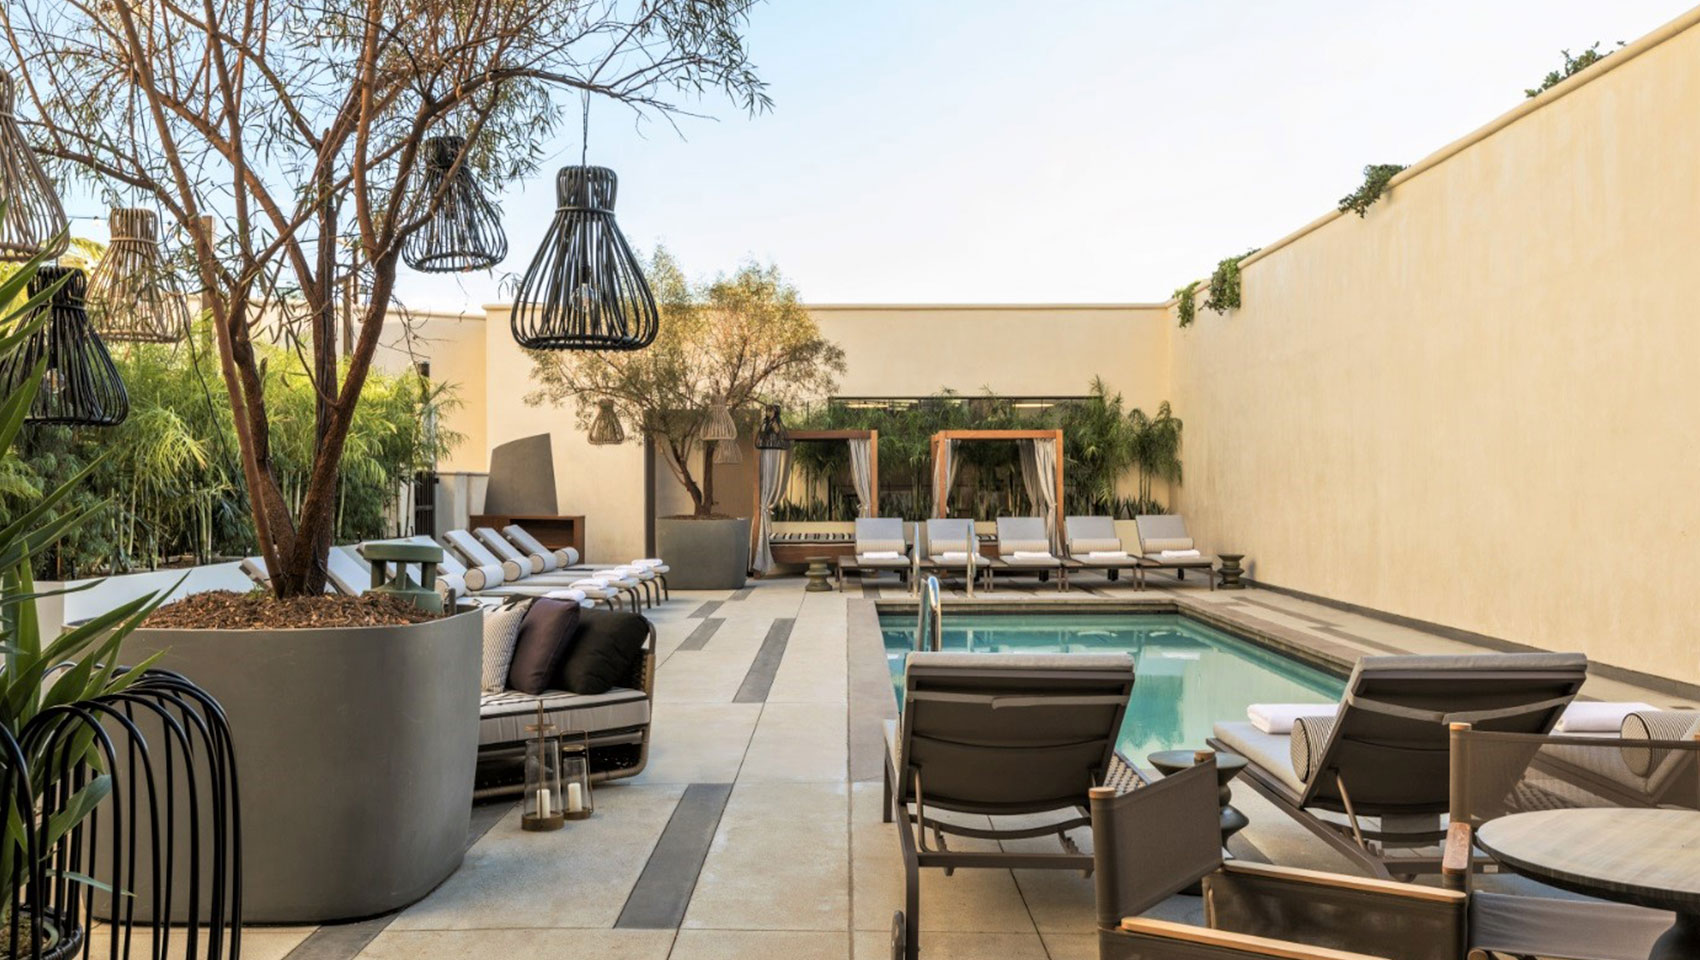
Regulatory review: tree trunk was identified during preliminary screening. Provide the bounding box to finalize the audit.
[699,441,717,518]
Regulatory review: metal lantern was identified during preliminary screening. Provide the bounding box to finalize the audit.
[561,730,594,820]
[522,705,565,832]
[0,266,129,426]
[701,398,737,442]
[755,403,793,450]
[713,438,742,464]
[402,136,508,273]
[588,398,625,445]
[87,208,191,343]
[0,72,68,262]
[510,166,659,351]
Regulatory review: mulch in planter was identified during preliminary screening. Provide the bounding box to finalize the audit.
[144,590,441,630]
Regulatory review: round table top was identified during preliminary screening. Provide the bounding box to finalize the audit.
[1148,749,1247,772]
[1476,808,1700,913]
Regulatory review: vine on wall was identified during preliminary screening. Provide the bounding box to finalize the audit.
[1204,249,1258,313]
[1525,42,1623,98]
[1338,164,1407,217]
[1173,281,1199,327]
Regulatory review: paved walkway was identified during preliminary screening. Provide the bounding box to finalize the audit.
[134,573,1684,960]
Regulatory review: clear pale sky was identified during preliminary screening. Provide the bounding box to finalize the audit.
[85,0,1700,311]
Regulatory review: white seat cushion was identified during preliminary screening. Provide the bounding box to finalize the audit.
[479,687,649,747]
[1214,721,1306,797]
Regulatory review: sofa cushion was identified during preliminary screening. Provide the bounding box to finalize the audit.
[1291,715,1337,784]
[507,598,581,694]
[479,687,649,747]
[480,601,530,692]
[560,607,649,695]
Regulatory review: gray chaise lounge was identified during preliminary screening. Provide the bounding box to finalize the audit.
[1211,652,1588,878]
[884,651,1142,960]
[989,516,1066,591]
[838,517,913,587]
[1134,514,1215,588]
[922,518,985,590]
[1065,515,1143,586]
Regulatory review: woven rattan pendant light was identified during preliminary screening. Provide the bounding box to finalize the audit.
[587,398,625,445]
[0,266,129,426]
[87,208,190,343]
[0,71,69,262]
[510,165,659,351]
[755,404,793,450]
[402,136,508,273]
[701,398,737,442]
[713,438,742,465]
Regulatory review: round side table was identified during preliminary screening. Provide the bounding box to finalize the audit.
[1216,554,1246,590]
[1148,749,1250,846]
[804,556,834,592]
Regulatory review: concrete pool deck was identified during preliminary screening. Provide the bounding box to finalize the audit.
[159,573,1691,960]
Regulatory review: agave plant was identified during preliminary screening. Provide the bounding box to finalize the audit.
[0,247,187,953]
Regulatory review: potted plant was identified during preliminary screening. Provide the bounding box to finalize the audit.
[527,250,844,589]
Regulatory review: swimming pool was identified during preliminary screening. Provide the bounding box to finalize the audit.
[880,611,1345,759]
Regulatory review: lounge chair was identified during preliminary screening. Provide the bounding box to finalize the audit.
[1210,652,1588,878]
[1442,723,1682,960]
[501,523,670,601]
[1133,514,1215,588]
[443,529,641,609]
[368,536,612,608]
[922,518,985,590]
[239,552,353,595]
[989,516,1066,591]
[1091,758,1469,960]
[883,651,1142,960]
[474,526,661,607]
[1064,515,1143,587]
[838,517,912,587]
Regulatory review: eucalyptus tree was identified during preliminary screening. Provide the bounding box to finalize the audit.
[1,0,768,595]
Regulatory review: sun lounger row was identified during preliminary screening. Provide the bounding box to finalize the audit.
[840,514,1216,590]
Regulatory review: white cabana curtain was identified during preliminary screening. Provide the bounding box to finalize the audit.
[932,438,957,517]
[848,438,876,518]
[1019,438,1062,553]
[752,446,792,574]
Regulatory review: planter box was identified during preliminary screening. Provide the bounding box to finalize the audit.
[656,516,750,590]
[114,610,482,923]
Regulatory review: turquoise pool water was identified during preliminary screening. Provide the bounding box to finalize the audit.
[880,612,1345,759]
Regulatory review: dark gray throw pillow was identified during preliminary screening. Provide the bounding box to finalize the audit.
[506,598,581,694]
[558,608,649,695]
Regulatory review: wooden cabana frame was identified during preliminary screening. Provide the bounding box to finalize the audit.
[929,429,1064,535]
[757,429,881,569]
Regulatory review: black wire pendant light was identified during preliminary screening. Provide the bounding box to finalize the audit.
[755,404,793,450]
[87,207,191,343]
[0,266,129,426]
[402,135,508,273]
[588,398,625,445]
[0,71,69,262]
[510,164,660,351]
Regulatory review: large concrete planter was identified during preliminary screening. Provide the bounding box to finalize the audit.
[656,516,750,590]
[115,610,482,923]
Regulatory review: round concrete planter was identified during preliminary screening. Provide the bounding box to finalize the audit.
[656,516,750,590]
[114,610,482,923]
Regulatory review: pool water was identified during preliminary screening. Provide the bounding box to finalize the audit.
[880,612,1345,760]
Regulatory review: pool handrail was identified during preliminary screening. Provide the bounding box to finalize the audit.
[917,575,942,652]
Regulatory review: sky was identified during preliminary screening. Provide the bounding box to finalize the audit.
[70,0,1700,312]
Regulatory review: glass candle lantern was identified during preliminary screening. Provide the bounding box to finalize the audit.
[522,705,565,832]
[561,730,594,820]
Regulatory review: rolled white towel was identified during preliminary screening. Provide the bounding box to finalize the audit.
[1012,551,1054,561]
[499,558,526,582]
[1556,700,1655,733]
[542,588,591,607]
[529,551,559,574]
[633,557,665,568]
[1248,703,1338,735]
[863,550,903,560]
[570,580,619,598]
[1159,549,1202,559]
[1088,550,1129,560]
[464,563,506,592]
[937,551,972,563]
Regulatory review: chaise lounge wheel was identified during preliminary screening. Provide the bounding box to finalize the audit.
[890,910,905,960]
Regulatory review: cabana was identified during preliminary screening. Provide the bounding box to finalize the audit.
[929,428,1065,555]
[754,429,880,572]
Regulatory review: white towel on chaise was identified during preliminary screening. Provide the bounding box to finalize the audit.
[1556,701,1655,733]
[1247,703,1338,734]
[1089,550,1130,560]
[1160,549,1202,559]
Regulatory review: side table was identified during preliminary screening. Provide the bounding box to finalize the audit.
[804,556,835,592]
[1148,749,1250,847]
[1216,554,1246,590]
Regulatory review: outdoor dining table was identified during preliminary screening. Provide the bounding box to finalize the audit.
[1475,808,1700,960]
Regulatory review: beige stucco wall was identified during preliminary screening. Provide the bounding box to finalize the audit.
[1168,9,1700,681]
[373,309,488,473]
